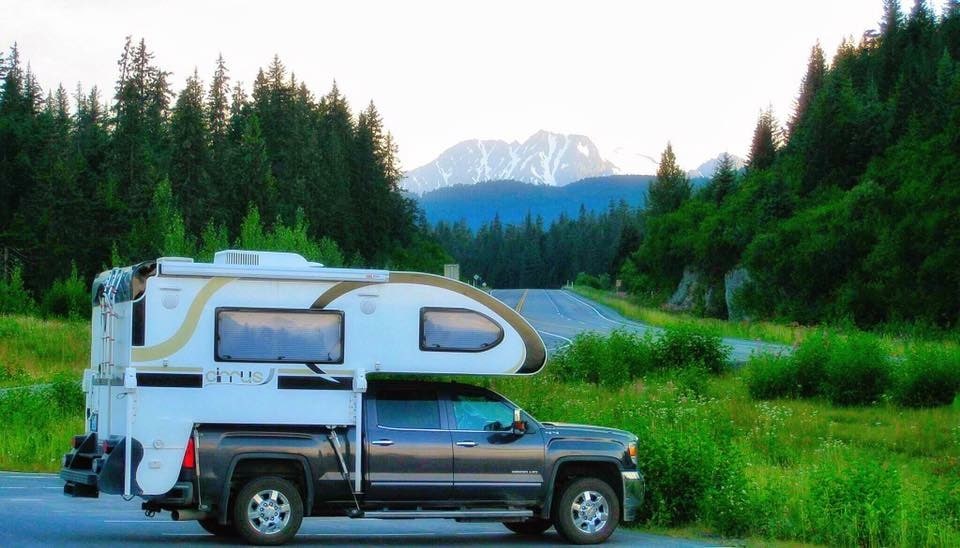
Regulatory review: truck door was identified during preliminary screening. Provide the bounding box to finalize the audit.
[365,387,453,503]
[447,389,545,504]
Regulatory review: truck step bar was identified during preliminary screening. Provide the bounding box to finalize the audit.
[361,509,534,520]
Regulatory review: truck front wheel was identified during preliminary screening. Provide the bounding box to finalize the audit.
[232,476,303,545]
[552,477,620,544]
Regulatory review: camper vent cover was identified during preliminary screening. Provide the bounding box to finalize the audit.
[214,250,310,268]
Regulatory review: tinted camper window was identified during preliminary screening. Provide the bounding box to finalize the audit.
[216,308,343,363]
[420,308,503,352]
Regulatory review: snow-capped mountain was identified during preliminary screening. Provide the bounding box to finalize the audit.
[686,154,746,179]
[402,131,618,194]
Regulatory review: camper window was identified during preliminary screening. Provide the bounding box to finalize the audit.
[215,308,344,364]
[419,307,504,352]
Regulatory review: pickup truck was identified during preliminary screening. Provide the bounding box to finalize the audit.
[63,379,644,545]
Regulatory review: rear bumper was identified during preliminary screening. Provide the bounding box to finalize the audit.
[621,470,644,522]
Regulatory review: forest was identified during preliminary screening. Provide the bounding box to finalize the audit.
[0,37,448,316]
[440,0,960,329]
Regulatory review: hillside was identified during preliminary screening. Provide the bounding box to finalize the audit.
[416,175,655,229]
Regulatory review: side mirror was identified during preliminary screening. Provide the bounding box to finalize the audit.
[512,408,526,435]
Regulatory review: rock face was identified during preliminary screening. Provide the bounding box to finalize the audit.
[724,267,752,321]
[666,269,703,312]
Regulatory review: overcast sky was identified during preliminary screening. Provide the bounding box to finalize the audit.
[4,0,890,171]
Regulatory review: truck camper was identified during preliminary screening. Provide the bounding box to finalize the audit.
[61,250,643,545]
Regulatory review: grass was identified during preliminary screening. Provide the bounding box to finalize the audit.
[570,285,806,345]
[0,314,89,471]
[0,314,89,386]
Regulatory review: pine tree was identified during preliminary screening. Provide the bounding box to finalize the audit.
[788,42,826,139]
[646,142,690,214]
[169,69,211,231]
[747,107,780,171]
[703,153,738,204]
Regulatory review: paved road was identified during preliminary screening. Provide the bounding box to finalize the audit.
[493,288,789,362]
[0,472,709,547]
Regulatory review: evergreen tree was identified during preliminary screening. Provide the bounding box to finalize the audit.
[169,69,211,231]
[702,153,738,204]
[747,107,780,171]
[788,42,826,139]
[646,142,690,214]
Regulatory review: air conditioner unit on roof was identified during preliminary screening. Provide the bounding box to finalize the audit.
[214,250,309,267]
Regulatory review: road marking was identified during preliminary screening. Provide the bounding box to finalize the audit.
[560,290,639,328]
[515,289,529,313]
[537,330,572,343]
[543,289,563,315]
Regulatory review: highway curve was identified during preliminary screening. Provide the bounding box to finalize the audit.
[492,288,789,363]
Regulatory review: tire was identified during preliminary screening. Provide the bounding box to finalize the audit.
[552,477,620,544]
[197,517,237,537]
[503,517,552,535]
[232,476,304,546]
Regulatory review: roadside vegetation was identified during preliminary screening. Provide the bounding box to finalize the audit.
[491,328,960,546]
[4,316,960,545]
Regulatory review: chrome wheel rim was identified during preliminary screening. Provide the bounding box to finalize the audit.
[570,490,609,535]
[246,489,291,535]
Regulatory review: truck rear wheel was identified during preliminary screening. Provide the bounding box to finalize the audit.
[552,477,620,544]
[232,476,303,545]
[503,517,552,535]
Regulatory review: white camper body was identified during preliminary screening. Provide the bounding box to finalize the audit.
[83,250,545,499]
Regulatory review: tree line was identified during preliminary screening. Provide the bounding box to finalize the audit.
[624,0,960,328]
[0,38,446,313]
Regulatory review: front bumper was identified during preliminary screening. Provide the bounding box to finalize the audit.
[621,470,644,522]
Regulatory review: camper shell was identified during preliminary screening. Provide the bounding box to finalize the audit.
[61,250,642,545]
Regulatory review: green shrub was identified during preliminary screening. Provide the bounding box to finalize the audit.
[653,327,730,374]
[891,345,960,407]
[607,329,657,378]
[41,263,88,320]
[745,352,798,399]
[550,331,611,385]
[821,333,891,406]
[0,265,36,315]
[809,455,900,547]
[792,330,832,397]
[574,272,605,289]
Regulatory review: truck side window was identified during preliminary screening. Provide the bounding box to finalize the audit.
[376,390,441,430]
[420,307,504,352]
[451,393,513,431]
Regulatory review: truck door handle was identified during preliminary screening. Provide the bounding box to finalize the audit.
[371,439,394,446]
[456,441,478,447]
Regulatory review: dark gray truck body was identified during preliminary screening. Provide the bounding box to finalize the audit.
[64,379,644,543]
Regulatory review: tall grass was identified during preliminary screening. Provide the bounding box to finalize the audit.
[0,377,84,471]
[0,315,89,385]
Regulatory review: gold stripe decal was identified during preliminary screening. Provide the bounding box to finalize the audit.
[132,277,234,362]
[311,281,373,309]
[389,273,547,375]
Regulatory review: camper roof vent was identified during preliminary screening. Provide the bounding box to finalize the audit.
[213,250,309,268]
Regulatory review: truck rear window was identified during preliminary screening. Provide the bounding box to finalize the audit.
[215,308,343,363]
[420,307,503,352]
